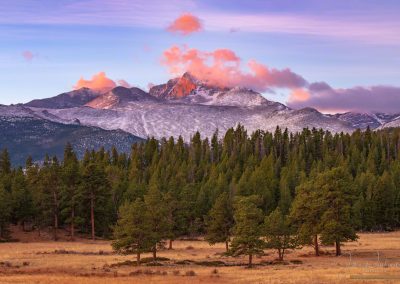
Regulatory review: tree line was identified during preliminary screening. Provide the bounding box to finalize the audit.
[0,126,399,266]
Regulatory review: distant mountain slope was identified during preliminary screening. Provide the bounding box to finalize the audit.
[331,112,400,130]
[34,101,353,141]
[380,116,400,129]
[86,86,158,109]
[0,109,143,165]
[25,88,101,109]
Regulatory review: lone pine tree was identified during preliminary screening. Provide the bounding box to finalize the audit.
[229,195,265,267]
[112,199,153,265]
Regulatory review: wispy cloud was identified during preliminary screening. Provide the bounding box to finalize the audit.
[287,83,400,114]
[0,0,195,28]
[201,12,400,45]
[21,50,35,61]
[1,0,398,45]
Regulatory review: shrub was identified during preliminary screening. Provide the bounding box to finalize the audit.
[185,270,196,276]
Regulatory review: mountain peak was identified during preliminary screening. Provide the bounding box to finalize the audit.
[149,72,228,99]
[85,86,155,109]
[25,88,101,109]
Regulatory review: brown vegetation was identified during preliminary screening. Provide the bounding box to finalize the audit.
[0,228,400,283]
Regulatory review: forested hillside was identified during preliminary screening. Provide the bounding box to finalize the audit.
[0,126,399,264]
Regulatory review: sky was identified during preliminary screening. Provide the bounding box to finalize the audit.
[1,0,400,113]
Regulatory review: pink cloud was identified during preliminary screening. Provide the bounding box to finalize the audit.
[161,45,307,91]
[167,13,202,35]
[287,83,400,114]
[22,50,35,61]
[74,72,133,92]
[74,72,117,92]
[288,88,311,103]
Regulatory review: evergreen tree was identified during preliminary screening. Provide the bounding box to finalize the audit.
[0,183,11,239]
[205,192,234,252]
[229,195,265,267]
[61,143,80,241]
[318,167,358,256]
[112,199,153,265]
[81,162,110,240]
[144,176,169,260]
[11,168,34,231]
[264,207,300,261]
[290,178,323,256]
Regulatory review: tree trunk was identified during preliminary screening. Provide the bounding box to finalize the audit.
[70,207,75,241]
[53,191,58,241]
[278,249,284,261]
[248,254,253,268]
[153,245,157,261]
[137,252,141,266]
[90,194,95,241]
[314,234,319,256]
[225,240,229,252]
[168,239,173,250]
[335,240,341,256]
[53,212,58,241]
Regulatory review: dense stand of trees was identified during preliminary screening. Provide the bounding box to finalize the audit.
[1,126,400,266]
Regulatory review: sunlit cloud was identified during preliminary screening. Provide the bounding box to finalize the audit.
[74,72,117,92]
[161,45,307,91]
[167,13,202,35]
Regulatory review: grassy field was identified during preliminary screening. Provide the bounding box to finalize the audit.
[0,229,400,283]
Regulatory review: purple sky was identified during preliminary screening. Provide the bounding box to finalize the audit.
[1,0,400,113]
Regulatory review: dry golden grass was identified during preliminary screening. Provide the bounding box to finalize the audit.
[0,230,400,283]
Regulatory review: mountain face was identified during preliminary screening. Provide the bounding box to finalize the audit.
[331,112,400,130]
[0,105,143,165]
[25,88,101,109]
[16,73,353,141]
[7,73,398,154]
[149,72,225,100]
[86,86,158,109]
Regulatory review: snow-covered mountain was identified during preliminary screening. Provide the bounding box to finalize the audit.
[86,86,159,109]
[3,72,398,164]
[16,73,353,141]
[25,87,101,109]
[0,104,143,165]
[331,112,400,130]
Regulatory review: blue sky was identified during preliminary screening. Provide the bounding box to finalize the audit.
[1,0,399,113]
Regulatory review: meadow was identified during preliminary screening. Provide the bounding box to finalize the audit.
[0,228,399,283]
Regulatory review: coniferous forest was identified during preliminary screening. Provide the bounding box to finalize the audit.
[1,126,400,266]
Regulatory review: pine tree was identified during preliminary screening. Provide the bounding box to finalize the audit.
[144,175,169,260]
[39,156,62,240]
[11,168,34,231]
[81,162,110,240]
[0,149,11,177]
[0,183,11,239]
[61,143,80,241]
[264,207,300,261]
[112,199,153,265]
[205,192,234,252]
[289,178,323,256]
[318,167,358,256]
[229,195,265,267]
